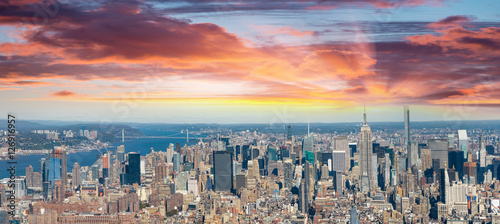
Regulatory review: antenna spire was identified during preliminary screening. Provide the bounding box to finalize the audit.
[363,103,367,125]
[307,116,310,136]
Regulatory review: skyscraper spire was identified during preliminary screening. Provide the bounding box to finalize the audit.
[307,116,310,136]
[363,103,367,125]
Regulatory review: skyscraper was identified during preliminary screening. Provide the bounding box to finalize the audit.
[458,130,468,159]
[302,135,313,154]
[332,151,346,172]
[404,105,410,149]
[62,147,67,191]
[298,179,308,214]
[48,149,61,189]
[479,132,486,168]
[72,162,81,189]
[127,153,141,185]
[213,151,234,191]
[333,135,350,171]
[408,141,418,167]
[53,179,64,203]
[448,150,464,180]
[283,160,294,189]
[359,108,374,193]
[117,145,125,163]
[26,165,33,188]
[102,153,109,179]
[40,157,49,183]
[334,171,343,195]
[440,168,450,204]
[429,139,448,169]
[172,153,180,172]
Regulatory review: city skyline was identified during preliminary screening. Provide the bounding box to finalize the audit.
[1,0,500,123]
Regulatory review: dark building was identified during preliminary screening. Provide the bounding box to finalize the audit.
[127,153,141,185]
[39,157,49,183]
[287,125,292,141]
[213,151,233,192]
[486,145,495,155]
[280,146,290,160]
[120,173,128,186]
[298,179,308,213]
[429,139,449,169]
[349,144,357,156]
[235,145,241,158]
[448,150,464,180]
[334,171,343,195]
[493,159,500,180]
[241,145,250,169]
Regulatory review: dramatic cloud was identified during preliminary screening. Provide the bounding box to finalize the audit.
[426,15,477,29]
[50,90,77,97]
[0,0,499,117]
[408,16,500,57]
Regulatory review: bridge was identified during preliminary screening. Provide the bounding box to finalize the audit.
[115,129,204,142]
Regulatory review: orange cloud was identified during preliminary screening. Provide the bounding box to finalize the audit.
[50,90,78,97]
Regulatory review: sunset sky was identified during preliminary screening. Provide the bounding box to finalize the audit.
[1,0,499,123]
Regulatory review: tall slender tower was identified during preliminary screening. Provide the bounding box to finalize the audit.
[62,146,67,191]
[479,132,486,168]
[72,162,81,189]
[404,105,410,148]
[359,106,373,193]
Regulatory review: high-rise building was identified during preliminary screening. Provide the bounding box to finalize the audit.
[359,108,374,193]
[440,168,450,204]
[14,178,26,199]
[298,179,308,214]
[117,145,125,163]
[333,135,350,171]
[283,160,294,189]
[102,153,109,179]
[479,132,486,168]
[62,147,67,191]
[334,171,343,195]
[404,105,410,149]
[32,172,42,188]
[40,157,49,183]
[127,153,141,185]
[235,173,247,193]
[155,163,168,183]
[53,179,64,203]
[458,130,468,159]
[286,125,292,141]
[332,151,346,172]
[48,152,61,189]
[302,135,314,154]
[26,165,33,188]
[213,151,234,192]
[72,162,81,189]
[463,162,477,184]
[42,181,50,199]
[429,139,448,169]
[172,153,180,172]
[408,141,418,167]
[448,150,464,180]
[447,134,454,148]
[175,172,188,191]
